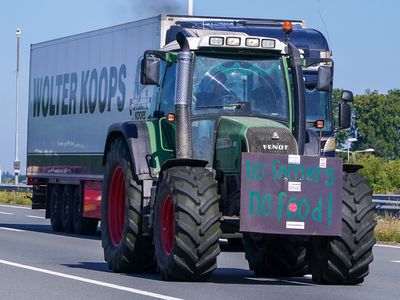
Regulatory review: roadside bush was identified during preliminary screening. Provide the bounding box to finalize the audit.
[353,155,400,194]
[0,191,32,206]
[375,215,400,244]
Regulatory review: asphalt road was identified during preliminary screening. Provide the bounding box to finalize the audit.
[0,204,399,300]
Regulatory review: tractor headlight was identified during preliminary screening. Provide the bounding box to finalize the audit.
[209,36,224,46]
[245,38,260,47]
[226,37,241,46]
[261,39,276,48]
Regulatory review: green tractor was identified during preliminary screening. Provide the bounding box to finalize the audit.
[101,26,375,284]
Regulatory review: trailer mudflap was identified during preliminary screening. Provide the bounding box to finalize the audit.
[240,153,343,236]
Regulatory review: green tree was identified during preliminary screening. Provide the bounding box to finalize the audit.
[384,159,400,193]
[355,155,400,194]
[353,89,400,158]
[356,155,390,193]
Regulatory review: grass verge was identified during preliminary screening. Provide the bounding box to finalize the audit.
[0,191,32,206]
[374,214,400,244]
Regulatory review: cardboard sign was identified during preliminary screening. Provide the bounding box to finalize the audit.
[240,153,343,236]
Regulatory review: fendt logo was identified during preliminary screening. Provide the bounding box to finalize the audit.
[32,64,127,118]
[263,144,289,151]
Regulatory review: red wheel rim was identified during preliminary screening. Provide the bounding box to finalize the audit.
[161,195,174,255]
[108,165,125,246]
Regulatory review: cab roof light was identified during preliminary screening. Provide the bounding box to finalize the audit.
[245,37,260,47]
[209,36,224,46]
[226,37,241,46]
[261,39,275,48]
[282,21,293,33]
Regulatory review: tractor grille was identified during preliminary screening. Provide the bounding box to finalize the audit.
[246,127,298,154]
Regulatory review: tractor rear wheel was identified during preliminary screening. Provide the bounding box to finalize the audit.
[154,166,221,281]
[101,138,155,273]
[243,234,308,277]
[308,172,376,284]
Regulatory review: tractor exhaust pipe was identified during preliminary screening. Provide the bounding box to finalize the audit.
[174,33,193,159]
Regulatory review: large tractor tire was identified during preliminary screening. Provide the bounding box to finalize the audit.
[50,185,63,232]
[101,138,155,273]
[308,172,376,284]
[61,186,75,233]
[72,186,98,235]
[243,234,308,277]
[154,166,222,281]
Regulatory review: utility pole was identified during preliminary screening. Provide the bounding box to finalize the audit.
[188,0,193,15]
[14,28,21,185]
[347,137,357,161]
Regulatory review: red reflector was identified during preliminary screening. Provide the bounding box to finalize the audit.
[289,202,298,213]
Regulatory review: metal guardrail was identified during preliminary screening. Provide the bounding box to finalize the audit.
[372,194,400,216]
[0,184,32,193]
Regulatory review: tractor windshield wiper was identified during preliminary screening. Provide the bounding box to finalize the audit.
[195,102,249,110]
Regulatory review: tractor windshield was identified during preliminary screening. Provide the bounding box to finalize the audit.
[192,54,289,121]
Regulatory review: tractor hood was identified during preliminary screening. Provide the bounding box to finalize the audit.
[215,116,298,172]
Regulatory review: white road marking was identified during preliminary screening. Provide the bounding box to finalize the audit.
[0,205,31,210]
[391,260,400,263]
[0,212,14,215]
[375,244,400,249]
[26,215,45,219]
[0,227,24,232]
[0,259,183,300]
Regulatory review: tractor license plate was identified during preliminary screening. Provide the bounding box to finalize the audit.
[240,153,343,236]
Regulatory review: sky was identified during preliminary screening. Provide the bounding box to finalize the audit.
[0,0,399,174]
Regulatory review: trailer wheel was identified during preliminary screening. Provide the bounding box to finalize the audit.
[72,186,98,235]
[61,186,74,233]
[308,172,376,284]
[50,185,63,232]
[243,234,308,277]
[101,138,155,273]
[154,166,221,281]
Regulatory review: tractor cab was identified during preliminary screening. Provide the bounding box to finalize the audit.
[140,25,335,171]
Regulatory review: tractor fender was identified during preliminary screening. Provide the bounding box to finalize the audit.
[103,121,153,180]
[160,158,209,174]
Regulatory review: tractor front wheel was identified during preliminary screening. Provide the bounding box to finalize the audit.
[154,166,221,281]
[308,172,376,284]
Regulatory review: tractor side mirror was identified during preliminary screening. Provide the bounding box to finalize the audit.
[140,56,160,85]
[339,90,353,129]
[341,90,354,102]
[317,66,333,92]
